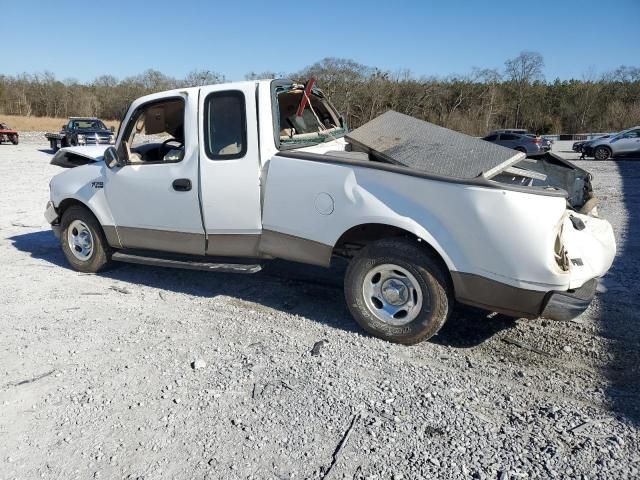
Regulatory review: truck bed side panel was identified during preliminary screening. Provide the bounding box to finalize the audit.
[260,155,573,292]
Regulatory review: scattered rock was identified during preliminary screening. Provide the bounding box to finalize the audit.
[191,359,206,370]
[311,339,328,356]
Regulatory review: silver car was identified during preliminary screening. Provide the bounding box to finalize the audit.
[586,126,640,160]
[482,132,549,157]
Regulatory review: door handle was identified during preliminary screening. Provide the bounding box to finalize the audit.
[172,178,192,191]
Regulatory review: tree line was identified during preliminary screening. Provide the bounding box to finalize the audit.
[1,52,638,135]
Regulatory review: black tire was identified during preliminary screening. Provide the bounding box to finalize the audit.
[60,205,112,273]
[594,146,611,161]
[50,139,59,152]
[344,238,453,345]
[11,135,18,145]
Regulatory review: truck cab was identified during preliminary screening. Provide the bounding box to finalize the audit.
[77,80,347,258]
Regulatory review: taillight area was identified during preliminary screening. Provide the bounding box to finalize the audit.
[554,217,570,272]
[533,137,542,144]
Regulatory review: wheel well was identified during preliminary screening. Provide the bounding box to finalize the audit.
[57,199,100,226]
[334,223,453,290]
[57,198,86,218]
[334,223,446,263]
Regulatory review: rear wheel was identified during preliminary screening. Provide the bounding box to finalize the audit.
[50,138,59,152]
[594,146,611,161]
[344,238,452,345]
[10,135,18,145]
[60,205,112,273]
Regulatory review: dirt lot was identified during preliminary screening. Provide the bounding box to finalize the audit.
[1,138,639,479]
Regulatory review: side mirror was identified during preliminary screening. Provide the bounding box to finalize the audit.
[104,146,124,169]
[110,126,115,132]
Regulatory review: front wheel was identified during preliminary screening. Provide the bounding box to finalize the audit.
[11,135,18,145]
[60,205,112,273]
[594,146,611,161]
[344,238,453,345]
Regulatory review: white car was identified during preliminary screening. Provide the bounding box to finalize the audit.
[44,79,615,345]
[585,126,640,160]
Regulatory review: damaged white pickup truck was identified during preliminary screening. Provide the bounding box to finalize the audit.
[45,79,615,344]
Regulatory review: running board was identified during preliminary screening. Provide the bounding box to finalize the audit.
[112,252,262,273]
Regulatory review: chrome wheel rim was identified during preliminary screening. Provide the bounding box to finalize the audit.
[67,220,94,261]
[362,264,425,326]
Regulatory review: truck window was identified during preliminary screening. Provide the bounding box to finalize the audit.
[276,85,345,148]
[120,98,185,164]
[203,91,247,160]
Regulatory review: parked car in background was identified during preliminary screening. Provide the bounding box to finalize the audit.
[526,133,553,150]
[573,134,613,155]
[0,122,19,145]
[583,127,640,160]
[490,128,529,135]
[482,132,550,157]
[45,117,115,152]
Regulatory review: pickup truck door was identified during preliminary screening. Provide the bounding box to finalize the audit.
[197,84,263,257]
[104,92,206,255]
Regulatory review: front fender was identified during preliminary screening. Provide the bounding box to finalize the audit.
[49,162,117,232]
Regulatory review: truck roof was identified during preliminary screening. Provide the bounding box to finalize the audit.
[132,79,281,105]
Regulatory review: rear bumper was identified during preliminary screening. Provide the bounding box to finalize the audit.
[452,272,598,321]
[540,278,597,321]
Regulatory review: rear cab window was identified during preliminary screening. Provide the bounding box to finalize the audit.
[274,83,346,150]
[203,91,247,160]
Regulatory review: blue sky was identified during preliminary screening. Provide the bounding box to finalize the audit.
[3,0,638,82]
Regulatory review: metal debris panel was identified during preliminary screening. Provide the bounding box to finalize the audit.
[345,111,522,179]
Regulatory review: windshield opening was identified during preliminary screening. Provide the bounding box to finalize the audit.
[276,85,346,148]
[73,119,107,130]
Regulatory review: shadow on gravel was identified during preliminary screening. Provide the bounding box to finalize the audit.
[598,160,640,426]
[433,309,516,348]
[10,229,518,348]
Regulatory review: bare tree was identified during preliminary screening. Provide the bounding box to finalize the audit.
[504,51,545,127]
[0,59,638,135]
[184,70,225,87]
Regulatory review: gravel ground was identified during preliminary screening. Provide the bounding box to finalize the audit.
[1,137,639,479]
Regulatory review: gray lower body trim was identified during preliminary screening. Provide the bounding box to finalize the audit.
[258,230,333,267]
[451,271,547,318]
[115,227,205,256]
[107,227,332,267]
[206,234,261,257]
[103,225,121,249]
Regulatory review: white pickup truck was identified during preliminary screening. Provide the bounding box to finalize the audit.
[44,79,615,344]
